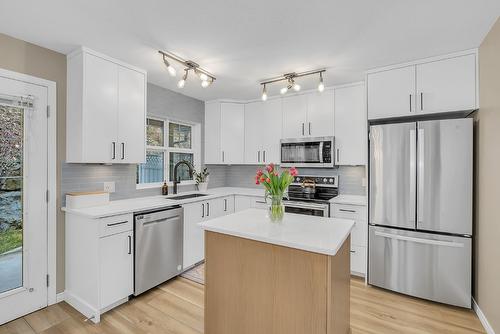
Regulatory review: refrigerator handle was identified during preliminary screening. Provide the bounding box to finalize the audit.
[417,127,424,226]
[374,231,464,248]
[409,129,416,224]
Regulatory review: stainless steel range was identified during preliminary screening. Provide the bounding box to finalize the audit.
[284,175,338,217]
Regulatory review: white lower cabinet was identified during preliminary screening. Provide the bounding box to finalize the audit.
[331,203,367,277]
[234,195,266,212]
[183,196,236,269]
[65,213,134,323]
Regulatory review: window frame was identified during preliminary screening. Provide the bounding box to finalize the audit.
[137,116,201,189]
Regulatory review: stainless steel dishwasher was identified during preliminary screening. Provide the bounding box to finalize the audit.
[134,206,183,296]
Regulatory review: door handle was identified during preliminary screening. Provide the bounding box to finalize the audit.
[121,143,125,160]
[202,203,205,218]
[308,122,311,135]
[374,231,464,248]
[127,235,132,255]
[112,142,116,160]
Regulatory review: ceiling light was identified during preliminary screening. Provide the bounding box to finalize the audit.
[318,72,325,92]
[293,82,301,92]
[261,84,268,101]
[162,55,177,77]
[280,87,288,95]
[178,69,188,88]
[159,50,216,88]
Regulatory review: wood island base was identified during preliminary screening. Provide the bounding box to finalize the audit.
[204,231,351,334]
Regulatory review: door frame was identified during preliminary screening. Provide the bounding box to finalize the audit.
[0,68,57,306]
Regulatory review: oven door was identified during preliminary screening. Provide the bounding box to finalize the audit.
[280,137,334,167]
[283,201,330,217]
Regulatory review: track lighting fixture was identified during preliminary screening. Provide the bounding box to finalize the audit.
[159,50,216,89]
[260,69,326,99]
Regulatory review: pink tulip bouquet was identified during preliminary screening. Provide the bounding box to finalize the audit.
[255,163,298,221]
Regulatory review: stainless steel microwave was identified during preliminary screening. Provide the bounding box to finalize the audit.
[280,136,335,168]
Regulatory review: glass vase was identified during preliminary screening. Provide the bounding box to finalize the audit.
[268,195,285,222]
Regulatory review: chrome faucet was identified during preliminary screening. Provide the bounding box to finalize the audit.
[173,160,195,194]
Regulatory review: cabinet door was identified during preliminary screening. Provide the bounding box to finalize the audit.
[367,65,416,119]
[183,201,205,269]
[261,99,283,164]
[100,231,133,309]
[334,84,366,165]
[204,102,221,164]
[416,54,476,114]
[234,195,252,212]
[282,94,307,138]
[244,102,264,164]
[83,53,119,162]
[118,66,146,163]
[306,91,334,137]
[220,103,245,164]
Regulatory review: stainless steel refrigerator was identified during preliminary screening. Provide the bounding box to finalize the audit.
[368,118,473,308]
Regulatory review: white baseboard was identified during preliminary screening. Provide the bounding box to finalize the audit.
[64,291,100,323]
[473,297,496,334]
[56,292,65,303]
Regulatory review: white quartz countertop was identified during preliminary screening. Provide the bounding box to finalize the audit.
[330,194,367,206]
[199,208,355,256]
[62,187,264,218]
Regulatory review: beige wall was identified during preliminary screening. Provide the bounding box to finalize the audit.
[0,33,66,293]
[474,18,500,333]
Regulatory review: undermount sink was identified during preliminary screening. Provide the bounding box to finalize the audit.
[168,193,209,200]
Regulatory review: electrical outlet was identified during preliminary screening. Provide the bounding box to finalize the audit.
[103,181,115,193]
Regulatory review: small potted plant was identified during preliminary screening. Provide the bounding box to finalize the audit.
[194,167,210,192]
[255,163,297,222]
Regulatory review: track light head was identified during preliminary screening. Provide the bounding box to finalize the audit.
[201,79,210,88]
[280,86,288,95]
[262,85,268,101]
[162,55,177,77]
[177,69,188,88]
[318,72,325,92]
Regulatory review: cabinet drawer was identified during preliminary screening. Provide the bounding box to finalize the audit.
[351,220,368,247]
[350,245,366,276]
[99,214,133,237]
[332,204,366,221]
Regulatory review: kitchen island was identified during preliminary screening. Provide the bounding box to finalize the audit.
[199,208,355,334]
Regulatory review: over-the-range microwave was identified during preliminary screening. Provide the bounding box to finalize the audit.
[280,136,335,168]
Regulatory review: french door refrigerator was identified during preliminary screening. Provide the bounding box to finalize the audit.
[368,118,473,308]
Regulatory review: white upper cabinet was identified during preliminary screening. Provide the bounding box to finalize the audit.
[282,91,334,139]
[416,54,477,114]
[204,102,245,164]
[367,65,416,119]
[282,94,307,138]
[245,99,282,165]
[67,47,146,163]
[334,84,366,166]
[367,50,477,120]
[306,90,334,137]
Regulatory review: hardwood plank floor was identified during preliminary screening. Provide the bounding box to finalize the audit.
[0,277,485,334]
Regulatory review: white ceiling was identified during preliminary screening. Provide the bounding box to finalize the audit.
[0,0,499,101]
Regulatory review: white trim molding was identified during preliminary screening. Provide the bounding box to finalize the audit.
[473,298,496,334]
[56,292,65,303]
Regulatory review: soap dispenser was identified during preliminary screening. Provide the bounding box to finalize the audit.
[161,181,169,195]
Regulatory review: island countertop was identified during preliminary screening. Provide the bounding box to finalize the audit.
[199,208,355,256]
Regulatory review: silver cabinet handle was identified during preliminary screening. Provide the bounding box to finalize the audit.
[302,123,304,136]
[121,143,125,160]
[336,148,340,163]
[258,151,260,163]
[350,250,356,254]
[420,92,424,111]
[202,203,205,218]
[222,151,225,163]
[111,142,116,160]
[339,208,356,213]
[308,122,311,135]
[263,150,266,162]
[107,221,128,227]
[207,202,210,216]
[224,199,227,211]
[409,94,412,112]
[128,235,132,255]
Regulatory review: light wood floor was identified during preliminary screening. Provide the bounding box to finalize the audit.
[0,277,485,334]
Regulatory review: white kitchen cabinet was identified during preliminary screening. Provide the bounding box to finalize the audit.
[204,102,245,164]
[331,203,367,277]
[416,54,477,114]
[306,91,334,137]
[334,84,366,165]
[67,47,146,163]
[367,50,477,120]
[65,213,134,323]
[367,65,416,119]
[282,91,334,139]
[282,94,307,138]
[245,99,282,164]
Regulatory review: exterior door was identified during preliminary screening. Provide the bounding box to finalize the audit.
[0,75,48,324]
[417,119,473,235]
[369,122,416,229]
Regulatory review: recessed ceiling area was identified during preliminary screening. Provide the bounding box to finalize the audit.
[0,0,499,101]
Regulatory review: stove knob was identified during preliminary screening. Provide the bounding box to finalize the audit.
[296,177,301,182]
[329,178,334,183]
[323,178,327,183]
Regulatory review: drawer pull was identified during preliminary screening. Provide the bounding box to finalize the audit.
[255,200,266,204]
[350,250,356,253]
[107,221,128,227]
[339,209,356,213]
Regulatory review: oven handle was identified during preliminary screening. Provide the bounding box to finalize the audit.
[319,141,324,163]
[283,201,329,211]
